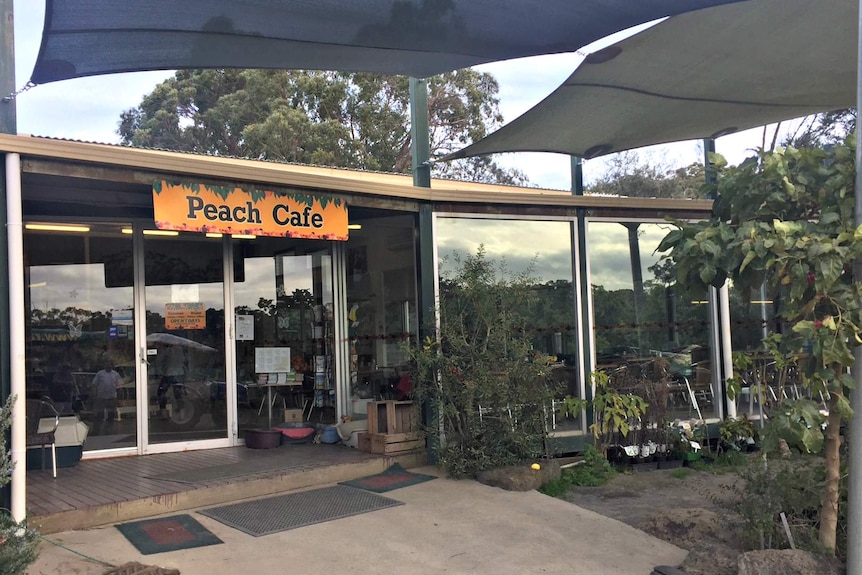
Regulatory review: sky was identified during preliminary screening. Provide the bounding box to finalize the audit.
[10,1,806,191]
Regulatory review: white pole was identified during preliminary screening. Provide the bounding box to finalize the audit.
[719,284,737,419]
[6,152,25,521]
[845,1,862,570]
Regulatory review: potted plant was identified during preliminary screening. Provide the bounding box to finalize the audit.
[562,370,648,469]
[719,415,758,454]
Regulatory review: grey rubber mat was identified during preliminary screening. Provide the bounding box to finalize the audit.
[198,485,403,536]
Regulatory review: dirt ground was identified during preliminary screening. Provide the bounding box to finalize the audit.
[559,464,753,575]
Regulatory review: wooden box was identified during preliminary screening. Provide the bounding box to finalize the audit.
[367,400,417,435]
[370,432,424,455]
[357,432,372,453]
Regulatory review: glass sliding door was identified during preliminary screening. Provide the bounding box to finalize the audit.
[24,222,137,452]
[143,231,227,446]
[232,237,336,436]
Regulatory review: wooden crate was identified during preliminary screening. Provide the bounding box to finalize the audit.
[370,432,424,455]
[357,432,371,453]
[367,400,417,435]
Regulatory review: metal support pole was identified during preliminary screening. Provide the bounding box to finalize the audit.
[0,0,14,514]
[703,138,735,420]
[6,153,24,522]
[409,77,431,189]
[844,2,862,570]
[410,77,437,460]
[571,156,594,421]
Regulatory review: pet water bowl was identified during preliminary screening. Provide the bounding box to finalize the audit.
[244,429,282,449]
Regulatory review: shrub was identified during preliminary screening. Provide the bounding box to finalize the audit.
[0,395,40,575]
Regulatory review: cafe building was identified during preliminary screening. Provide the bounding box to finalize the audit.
[3,133,761,464]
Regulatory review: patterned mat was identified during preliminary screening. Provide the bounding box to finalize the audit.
[199,484,402,536]
[116,514,223,555]
[339,463,436,493]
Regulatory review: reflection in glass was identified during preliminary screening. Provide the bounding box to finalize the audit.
[588,221,715,421]
[233,238,336,433]
[145,233,226,445]
[345,214,417,420]
[435,216,581,433]
[24,225,137,451]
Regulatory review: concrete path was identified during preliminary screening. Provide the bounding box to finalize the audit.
[27,468,687,575]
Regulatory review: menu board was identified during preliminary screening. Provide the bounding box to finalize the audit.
[254,347,291,373]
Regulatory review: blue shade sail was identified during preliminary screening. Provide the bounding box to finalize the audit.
[31,0,747,84]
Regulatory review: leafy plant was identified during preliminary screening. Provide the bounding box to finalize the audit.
[657,139,861,554]
[0,395,40,575]
[718,415,758,453]
[761,399,826,455]
[539,445,616,496]
[561,371,647,455]
[408,247,561,478]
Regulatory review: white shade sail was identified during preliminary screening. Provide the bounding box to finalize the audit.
[448,0,856,160]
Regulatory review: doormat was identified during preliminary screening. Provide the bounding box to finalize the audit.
[339,463,436,493]
[199,484,402,536]
[116,514,223,555]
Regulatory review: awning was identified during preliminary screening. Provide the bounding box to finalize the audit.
[448,0,856,160]
[30,0,746,84]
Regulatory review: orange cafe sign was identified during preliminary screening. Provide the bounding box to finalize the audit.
[153,181,349,240]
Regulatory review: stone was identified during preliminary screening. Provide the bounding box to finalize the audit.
[476,459,561,491]
[737,549,843,575]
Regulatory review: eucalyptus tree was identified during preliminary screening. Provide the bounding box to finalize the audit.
[119,68,526,185]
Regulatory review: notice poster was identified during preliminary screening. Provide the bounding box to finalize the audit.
[164,302,206,330]
[236,314,254,341]
[254,347,291,373]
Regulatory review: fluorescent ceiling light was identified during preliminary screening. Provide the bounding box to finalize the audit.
[231,234,256,240]
[347,224,362,230]
[121,228,133,234]
[28,282,47,288]
[143,230,179,236]
[25,223,90,233]
[206,233,223,238]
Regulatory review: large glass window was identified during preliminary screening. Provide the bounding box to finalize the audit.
[588,221,715,421]
[435,216,581,433]
[24,223,136,451]
[345,213,417,420]
[233,238,336,432]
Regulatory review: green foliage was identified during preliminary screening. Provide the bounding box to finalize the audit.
[658,141,859,552]
[718,416,758,452]
[539,446,616,496]
[562,371,648,453]
[408,247,560,478]
[119,69,527,185]
[0,395,41,575]
[727,455,843,558]
[761,399,826,454]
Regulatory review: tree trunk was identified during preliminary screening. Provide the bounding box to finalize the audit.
[819,389,842,554]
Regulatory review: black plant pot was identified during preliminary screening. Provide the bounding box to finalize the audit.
[659,458,683,470]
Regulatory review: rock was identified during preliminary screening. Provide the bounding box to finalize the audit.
[476,459,561,491]
[737,549,843,575]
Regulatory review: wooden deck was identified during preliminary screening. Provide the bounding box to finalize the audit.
[26,444,425,534]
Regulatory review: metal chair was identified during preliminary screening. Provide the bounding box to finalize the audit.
[26,398,59,478]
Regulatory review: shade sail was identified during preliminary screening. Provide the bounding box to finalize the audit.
[448,0,856,161]
[30,0,745,84]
